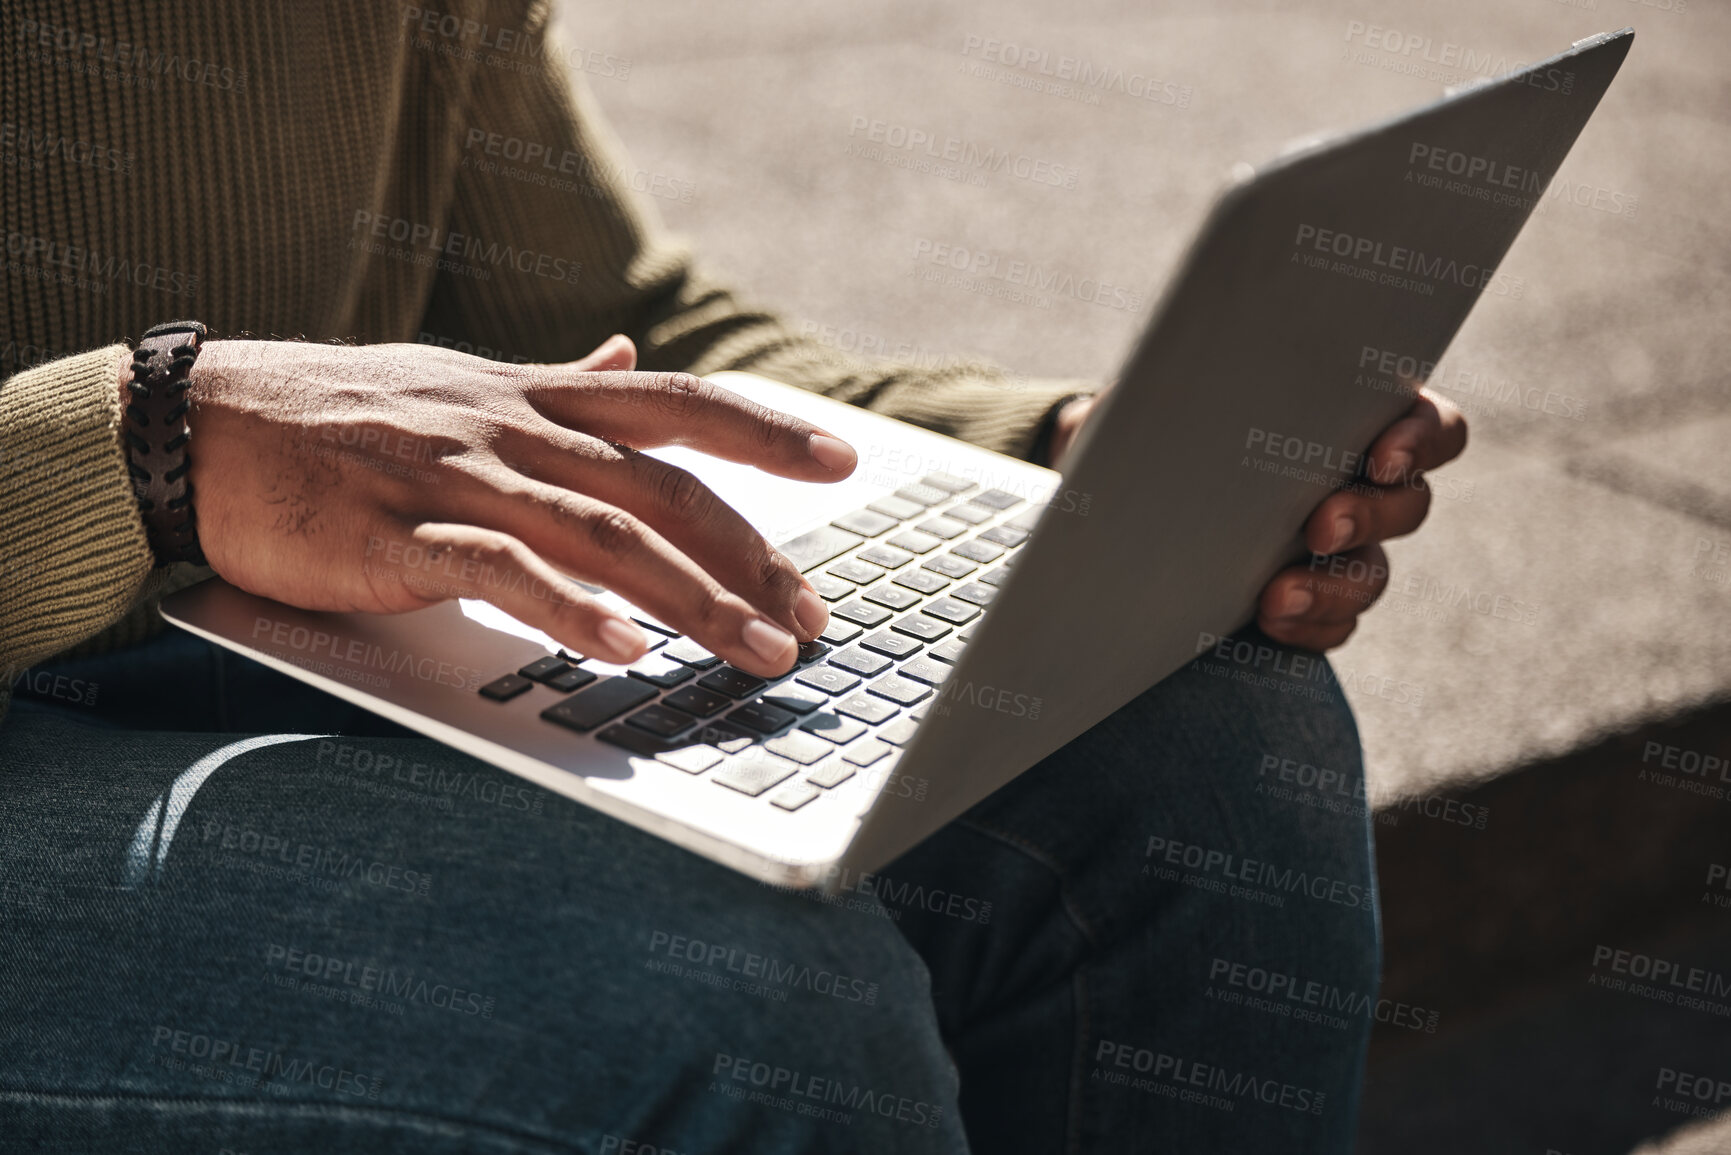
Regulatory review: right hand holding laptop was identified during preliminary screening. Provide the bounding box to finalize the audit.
[132,335,854,678]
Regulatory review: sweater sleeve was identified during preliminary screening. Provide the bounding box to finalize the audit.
[419,0,1092,462]
[0,345,162,689]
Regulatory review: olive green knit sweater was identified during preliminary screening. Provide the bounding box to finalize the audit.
[0,0,1083,706]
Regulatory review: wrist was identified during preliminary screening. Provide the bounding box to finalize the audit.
[121,321,212,567]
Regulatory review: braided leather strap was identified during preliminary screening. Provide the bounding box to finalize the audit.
[122,320,209,567]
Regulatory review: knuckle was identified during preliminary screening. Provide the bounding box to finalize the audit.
[648,372,706,419]
[582,505,644,561]
[655,463,714,523]
[687,580,735,634]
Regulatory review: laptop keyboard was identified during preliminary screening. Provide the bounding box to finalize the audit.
[474,473,1043,814]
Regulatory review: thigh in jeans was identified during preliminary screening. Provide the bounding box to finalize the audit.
[0,709,968,1155]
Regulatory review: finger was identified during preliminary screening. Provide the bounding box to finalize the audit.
[446,465,802,676]
[1302,476,1431,555]
[523,370,857,482]
[563,334,637,374]
[1365,390,1468,485]
[495,421,828,640]
[1257,544,1390,648]
[395,522,652,664]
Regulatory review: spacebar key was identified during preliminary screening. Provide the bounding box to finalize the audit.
[777,526,864,573]
[541,677,659,732]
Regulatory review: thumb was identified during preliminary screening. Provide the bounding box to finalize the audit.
[566,333,637,373]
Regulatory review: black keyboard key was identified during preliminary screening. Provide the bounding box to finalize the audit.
[840,740,890,769]
[921,554,976,579]
[597,723,675,757]
[658,744,726,774]
[929,639,967,664]
[769,782,823,812]
[945,503,993,526]
[952,539,1005,564]
[955,536,1010,564]
[778,525,864,573]
[628,703,699,738]
[980,524,1030,548]
[797,640,832,665]
[892,615,951,642]
[979,567,1012,588]
[800,711,868,744]
[972,488,1023,510]
[832,509,899,537]
[886,530,942,554]
[858,544,914,570]
[795,666,862,696]
[479,674,533,701]
[879,717,921,746]
[819,619,864,645]
[663,684,733,718]
[829,646,892,677]
[899,658,951,686]
[894,483,949,506]
[698,667,769,699]
[732,700,799,734]
[920,472,976,495]
[760,683,826,715]
[952,582,996,607]
[630,613,679,638]
[867,495,925,521]
[833,600,892,628]
[808,574,854,601]
[860,630,922,659]
[518,655,572,682]
[626,655,695,689]
[764,731,833,765]
[546,665,600,693]
[868,675,931,707]
[663,638,721,668]
[692,717,759,753]
[834,692,898,726]
[892,568,949,595]
[811,759,862,786]
[712,753,799,797]
[915,516,967,540]
[924,597,980,626]
[828,559,885,585]
[540,677,658,732]
[862,583,921,612]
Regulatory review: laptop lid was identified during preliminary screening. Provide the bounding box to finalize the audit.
[842,30,1634,874]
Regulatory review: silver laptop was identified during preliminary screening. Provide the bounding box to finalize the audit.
[162,30,1632,888]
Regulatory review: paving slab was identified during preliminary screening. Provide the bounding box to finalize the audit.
[555,0,1731,791]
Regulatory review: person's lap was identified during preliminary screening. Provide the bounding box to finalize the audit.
[0,627,1377,1153]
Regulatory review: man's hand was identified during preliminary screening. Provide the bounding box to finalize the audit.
[1047,388,1468,652]
[152,336,857,677]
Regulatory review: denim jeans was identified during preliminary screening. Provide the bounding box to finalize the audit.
[0,627,1379,1153]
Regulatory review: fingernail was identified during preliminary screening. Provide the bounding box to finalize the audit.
[1328,515,1355,554]
[794,587,829,637]
[597,617,647,662]
[1279,589,1314,618]
[742,617,796,666]
[808,433,857,473]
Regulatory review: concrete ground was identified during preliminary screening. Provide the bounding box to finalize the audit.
[555,0,1731,1148]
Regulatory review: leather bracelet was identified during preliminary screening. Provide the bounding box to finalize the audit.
[122,320,209,567]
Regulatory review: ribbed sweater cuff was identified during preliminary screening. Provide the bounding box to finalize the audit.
[0,345,155,675]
